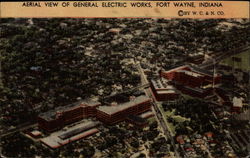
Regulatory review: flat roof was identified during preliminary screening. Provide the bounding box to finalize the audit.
[151,79,177,94]
[233,97,243,107]
[164,65,220,77]
[30,130,42,136]
[156,90,176,94]
[151,79,168,89]
[40,120,99,148]
[97,95,151,115]
[189,65,216,77]
[164,65,188,73]
[177,70,202,77]
[139,111,154,119]
[59,122,100,140]
[182,86,205,93]
[151,79,176,89]
[39,100,101,121]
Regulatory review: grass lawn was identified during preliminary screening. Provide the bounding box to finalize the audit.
[221,49,250,71]
[148,117,156,124]
[160,105,190,135]
[172,115,190,123]
[167,122,176,135]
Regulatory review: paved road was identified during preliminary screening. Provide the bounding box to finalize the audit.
[137,62,181,158]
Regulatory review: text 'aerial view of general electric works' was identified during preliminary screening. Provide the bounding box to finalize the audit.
[0,18,249,158]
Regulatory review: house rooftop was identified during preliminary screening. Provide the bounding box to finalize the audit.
[233,97,243,108]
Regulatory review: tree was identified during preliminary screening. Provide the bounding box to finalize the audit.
[149,121,158,130]
[137,153,146,158]
[81,145,95,158]
[130,139,140,148]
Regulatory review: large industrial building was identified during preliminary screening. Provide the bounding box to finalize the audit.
[38,100,101,132]
[160,65,221,98]
[38,95,152,132]
[96,95,152,124]
[40,121,100,148]
[150,79,179,101]
[161,65,221,87]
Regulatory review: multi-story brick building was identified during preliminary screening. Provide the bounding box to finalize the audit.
[38,100,101,132]
[161,65,221,87]
[150,79,179,101]
[38,95,152,132]
[161,65,221,98]
[96,95,152,124]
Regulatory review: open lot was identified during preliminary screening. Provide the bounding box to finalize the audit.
[221,49,250,71]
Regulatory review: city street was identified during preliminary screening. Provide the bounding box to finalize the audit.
[137,62,181,158]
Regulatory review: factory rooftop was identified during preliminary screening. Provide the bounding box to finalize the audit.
[181,85,206,93]
[39,100,101,121]
[164,65,220,77]
[189,65,217,77]
[97,95,151,115]
[139,111,154,119]
[151,79,169,90]
[178,70,202,77]
[40,120,100,149]
[151,79,177,94]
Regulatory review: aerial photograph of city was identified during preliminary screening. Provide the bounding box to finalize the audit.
[0,18,249,158]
